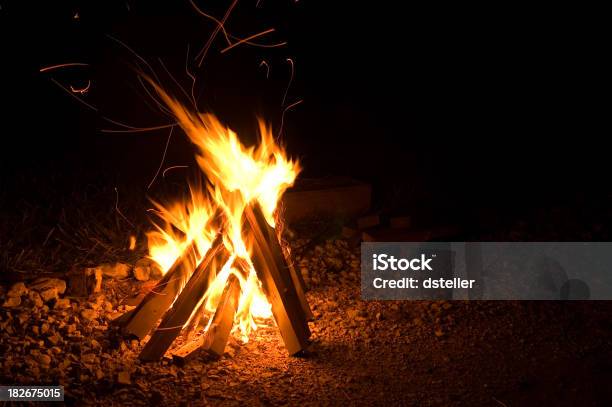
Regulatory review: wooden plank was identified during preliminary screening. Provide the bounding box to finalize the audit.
[244,203,311,355]
[139,235,230,361]
[121,240,200,339]
[202,274,241,357]
[172,335,206,366]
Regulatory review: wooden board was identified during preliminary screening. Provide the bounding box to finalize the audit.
[121,240,200,339]
[139,235,229,361]
[244,203,311,355]
[171,335,206,366]
[202,274,241,357]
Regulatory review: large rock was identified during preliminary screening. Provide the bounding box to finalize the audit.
[7,282,28,298]
[98,263,131,280]
[29,278,66,303]
[133,259,152,281]
[2,296,21,308]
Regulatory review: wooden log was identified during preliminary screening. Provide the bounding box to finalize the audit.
[172,335,206,366]
[120,240,200,339]
[202,274,241,357]
[66,267,102,297]
[139,234,230,361]
[252,217,312,322]
[244,203,311,355]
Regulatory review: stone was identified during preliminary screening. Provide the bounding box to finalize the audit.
[29,278,66,295]
[132,261,151,281]
[40,288,59,303]
[117,371,131,385]
[54,298,71,309]
[7,282,28,298]
[28,291,44,307]
[37,354,51,366]
[81,353,96,364]
[80,309,97,321]
[2,296,21,308]
[98,263,131,279]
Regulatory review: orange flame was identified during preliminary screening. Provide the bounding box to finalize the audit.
[146,81,300,342]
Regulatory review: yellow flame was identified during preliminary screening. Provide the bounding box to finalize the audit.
[145,80,298,342]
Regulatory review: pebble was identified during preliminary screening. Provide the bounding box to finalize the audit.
[54,298,71,309]
[99,263,131,280]
[81,309,97,321]
[7,282,28,298]
[117,371,131,385]
[29,278,66,295]
[36,354,51,367]
[2,297,21,308]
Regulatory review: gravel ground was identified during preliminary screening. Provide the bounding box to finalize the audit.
[1,235,612,406]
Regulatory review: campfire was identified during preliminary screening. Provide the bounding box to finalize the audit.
[115,83,312,361]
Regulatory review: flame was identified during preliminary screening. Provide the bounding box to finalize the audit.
[146,81,299,342]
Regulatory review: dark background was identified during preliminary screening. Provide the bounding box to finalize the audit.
[0,0,608,230]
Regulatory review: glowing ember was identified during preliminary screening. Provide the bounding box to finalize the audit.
[145,81,300,343]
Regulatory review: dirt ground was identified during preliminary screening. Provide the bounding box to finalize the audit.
[1,233,611,406]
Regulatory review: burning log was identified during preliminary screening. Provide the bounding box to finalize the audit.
[139,234,229,361]
[201,274,241,357]
[119,240,201,339]
[244,203,311,355]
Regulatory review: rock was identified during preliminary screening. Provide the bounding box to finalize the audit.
[81,309,97,321]
[99,263,131,280]
[133,260,151,281]
[2,296,21,308]
[41,323,50,334]
[81,353,96,364]
[117,371,131,385]
[7,282,28,298]
[347,309,359,319]
[28,291,44,307]
[54,298,71,309]
[96,369,104,380]
[40,288,59,303]
[29,278,66,295]
[37,354,51,366]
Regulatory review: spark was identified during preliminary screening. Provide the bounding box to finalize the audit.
[50,78,98,112]
[39,62,89,73]
[50,77,174,133]
[69,80,90,95]
[158,57,195,109]
[281,58,294,107]
[278,99,303,137]
[259,60,270,79]
[190,0,286,66]
[196,0,238,67]
[100,124,176,133]
[147,126,174,189]
[114,187,135,228]
[106,34,162,85]
[185,44,197,106]
[220,28,276,54]
[163,165,189,177]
